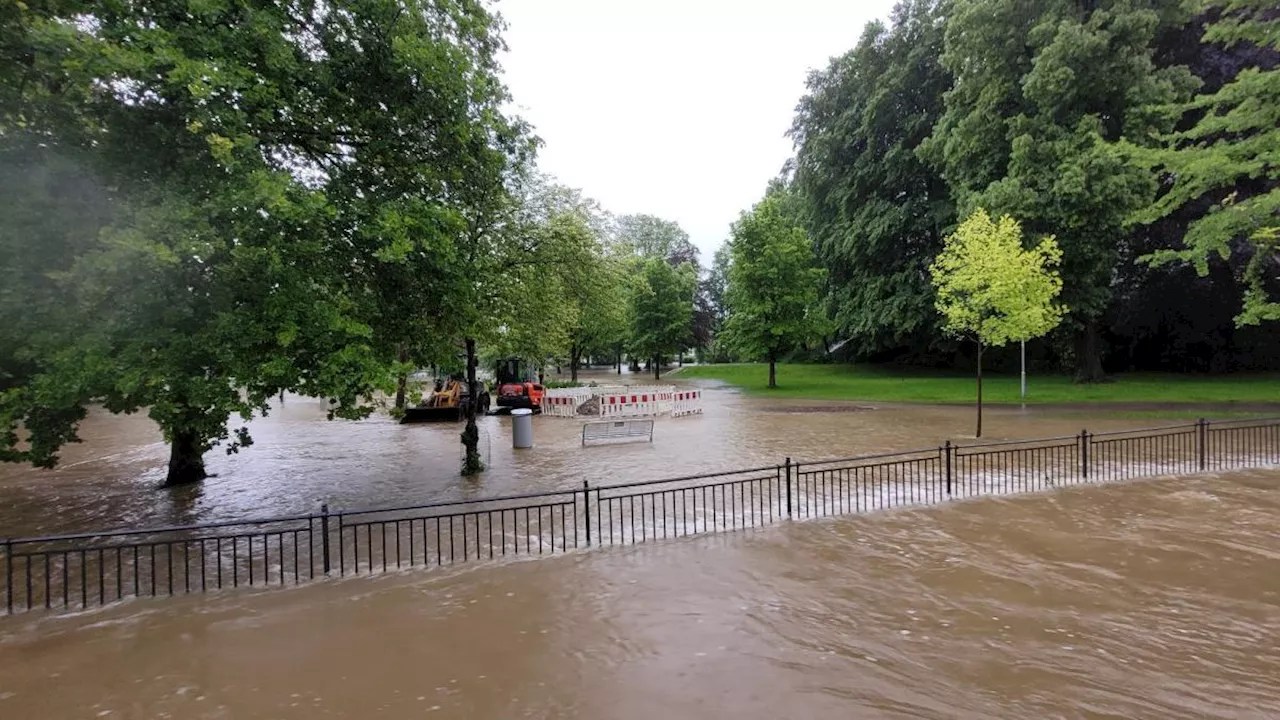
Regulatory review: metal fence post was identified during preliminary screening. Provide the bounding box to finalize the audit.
[785,457,793,518]
[320,503,331,575]
[1080,429,1090,480]
[583,480,592,547]
[1198,418,1208,471]
[4,538,12,615]
[944,441,953,496]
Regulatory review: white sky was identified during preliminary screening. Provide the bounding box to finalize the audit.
[498,0,898,262]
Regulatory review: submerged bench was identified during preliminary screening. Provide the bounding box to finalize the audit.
[582,419,654,445]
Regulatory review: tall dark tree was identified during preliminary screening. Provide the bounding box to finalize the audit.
[921,0,1199,381]
[1133,0,1280,326]
[791,0,955,360]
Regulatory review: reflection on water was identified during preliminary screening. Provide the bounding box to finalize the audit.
[0,369,1221,538]
[1,470,1276,719]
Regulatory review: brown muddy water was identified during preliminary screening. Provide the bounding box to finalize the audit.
[0,369,1234,538]
[0,470,1277,719]
[2,369,1278,718]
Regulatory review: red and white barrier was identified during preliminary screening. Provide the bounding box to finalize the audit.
[671,389,703,417]
[541,394,582,418]
[598,391,665,419]
[543,385,700,419]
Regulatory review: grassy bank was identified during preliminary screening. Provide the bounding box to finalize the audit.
[679,363,1280,405]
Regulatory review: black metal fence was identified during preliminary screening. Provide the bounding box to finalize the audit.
[4,417,1278,616]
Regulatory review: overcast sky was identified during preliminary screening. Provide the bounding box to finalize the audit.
[498,0,899,262]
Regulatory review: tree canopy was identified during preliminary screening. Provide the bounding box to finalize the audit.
[930,209,1066,435]
[1133,0,1280,326]
[791,0,954,359]
[780,0,1280,376]
[628,258,695,380]
[723,191,826,388]
[0,0,530,484]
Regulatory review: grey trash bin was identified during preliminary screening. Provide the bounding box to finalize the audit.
[511,408,534,449]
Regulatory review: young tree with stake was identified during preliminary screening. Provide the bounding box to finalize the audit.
[930,210,1066,437]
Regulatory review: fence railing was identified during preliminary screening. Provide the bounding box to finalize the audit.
[4,417,1278,616]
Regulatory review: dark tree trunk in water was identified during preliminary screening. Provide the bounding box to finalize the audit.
[616,353,622,374]
[461,338,484,475]
[570,345,579,382]
[164,428,207,487]
[678,353,683,367]
[975,339,984,438]
[1074,321,1106,383]
[393,345,410,410]
[653,355,661,381]
[768,354,777,389]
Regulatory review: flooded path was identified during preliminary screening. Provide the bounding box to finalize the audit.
[2,469,1277,719]
[0,368,1234,538]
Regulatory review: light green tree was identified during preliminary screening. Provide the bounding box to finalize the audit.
[930,209,1067,437]
[723,192,826,388]
[1133,0,1280,326]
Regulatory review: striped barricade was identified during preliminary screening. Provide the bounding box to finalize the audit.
[542,388,595,417]
[598,391,664,419]
[671,389,703,417]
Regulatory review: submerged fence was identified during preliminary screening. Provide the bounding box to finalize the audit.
[3,417,1278,616]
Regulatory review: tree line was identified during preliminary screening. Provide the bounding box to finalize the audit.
[766,0,1279,380]
[0,0,703,485]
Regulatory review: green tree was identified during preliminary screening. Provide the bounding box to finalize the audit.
[629,258,695,380]
[921,0,1197,381]
[723,192,826,388]
[1133,0,1280,325]
[930,210,1067,437]
[614,214,700,268]
[791,0,955,359]
[0,0,527,485]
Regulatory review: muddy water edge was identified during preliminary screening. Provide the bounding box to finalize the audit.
[0,371,1244,537]
[2,371,1279,718]
[1,470,1277,719]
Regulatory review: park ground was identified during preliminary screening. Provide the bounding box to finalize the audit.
[678,363,1280,418]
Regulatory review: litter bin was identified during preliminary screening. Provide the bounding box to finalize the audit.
[511,408,534,449]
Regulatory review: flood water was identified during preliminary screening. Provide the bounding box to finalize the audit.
[1,469,1277,719]
[0,368,1232,538]
[2,369,1278,718]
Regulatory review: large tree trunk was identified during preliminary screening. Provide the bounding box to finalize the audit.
[570,344,580,382]
[653,355,661,381]
[461,338,484,476]
[768,354,777,389]
[164,428,207,487]
[1074,321,1106,383]
[393,344,410,410]
[616,353,622,374]
[975,339,984,439]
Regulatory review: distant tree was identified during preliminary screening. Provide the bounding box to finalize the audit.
[723,192,826,388]
[700,245,734,362]
[930,210,1067,437]
[1133,0,1280,326]
[629,258,695,380]
[615,214,700,269]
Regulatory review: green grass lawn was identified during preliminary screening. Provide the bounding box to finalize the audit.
[679,363,1280,406]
